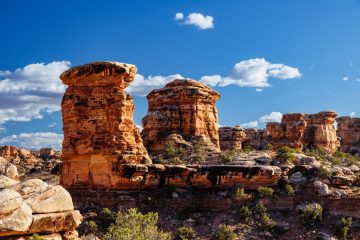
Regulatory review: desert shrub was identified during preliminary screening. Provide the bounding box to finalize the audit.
[242,145,254,153]
[233,187,245,200]
[80,220,98,236]
[254,201,267,215]
[257,186,274,198]
[221,149,235,164]
[336,217,352,240]
[264,143,273,151]
[30,234,45,240]
[97,208,117,231]
[284,184,295,196]
[318,166,332,178]
[301,204,323,227]
[277,146,300,164]
[103,208,171,240]
[253,201,275,230]
[212,224,237,240]
[237,205,252,222]
[161,143,184,164]
[192,138,206,163]
[176,226,196,240]
[305,148,360,167]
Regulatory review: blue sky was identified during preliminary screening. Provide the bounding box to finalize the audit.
[0,0,360,149]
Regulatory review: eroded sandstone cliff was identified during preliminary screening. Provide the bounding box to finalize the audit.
[141,79,221,153]
[60,62,151,189]
[219,126,246,151]
[267,111,339,152]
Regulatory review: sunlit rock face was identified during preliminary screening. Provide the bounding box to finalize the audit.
[219,126,246,151]
[60,62,151,189]
[141,79,221,154]
[336,116,360,155]
[267,111,339,152]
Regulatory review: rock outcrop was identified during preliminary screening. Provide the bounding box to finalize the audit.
[60,62,151,189]
[242,128,269,150]
[141,79,221,153]
[219,126,246,151]
[0,178,82,239]
[267,111,339,152]
[336,117,360,155]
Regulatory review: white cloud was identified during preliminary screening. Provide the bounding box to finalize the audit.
[349,112,356,117]
[0,132,63,150]
[356,78,360,82]
[200,58,301,88]
[240,112,282,129]
[175,12,214,29]
[240,121,258,129]
[175,12,184,21]
[126,74,184,96]
[48,123,56,127]
[342,76,349,81]
[0,61,70,124]
[259,112,283,123]
[255,88,263,92]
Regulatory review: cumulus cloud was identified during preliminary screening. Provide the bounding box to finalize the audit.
[240,112,283,129]
[175,12,214,29]
[175,12,184,21]
[126,74,184,96]
[349,112,356,117]
[342,76,349,81]
[0,132,63,149]
[200,58,301,88]
[0,61,70,124]
[255,88,263,92]
[259,112,283,123]
[240,121,258,129]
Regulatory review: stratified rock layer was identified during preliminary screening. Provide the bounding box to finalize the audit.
[267,111,339,152]
[336,117,360,155]
[219,126,246,151]
[60,62,151,189]
[243,129,269,150]
[142,79,221,153]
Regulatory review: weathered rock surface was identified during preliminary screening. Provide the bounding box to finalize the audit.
[336,116,360,155]
[242,128,269,150]
[219,126,246,151]
[60,61,151,189]
[141,79,221,153]
[0,178,82,239]
[267,111,339,152]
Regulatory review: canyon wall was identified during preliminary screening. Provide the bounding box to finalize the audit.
[141,79,221,153]
[219,126,246,151]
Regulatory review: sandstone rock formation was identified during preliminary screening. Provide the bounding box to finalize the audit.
[141,79,220,154]
[267,111,339,152]
[60,62,151,189]
[219,126,246,151]
[0,178,82,239]
[243,128,269,150]
[336,117,360,155]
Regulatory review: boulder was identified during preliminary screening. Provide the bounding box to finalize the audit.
[0,189,23,214]
[314,181,329,196]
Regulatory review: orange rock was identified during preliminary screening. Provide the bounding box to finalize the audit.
[141,79,221,153]
[267,111,339,152]
[336,116,360,154]
[59,62,151,189]
[219,126,246,151]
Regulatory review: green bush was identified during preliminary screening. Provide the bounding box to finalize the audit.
[233,187,245,200]
[212,224,237,240]
[221,149,235,164]
[284,184,295,196]
[257,186,274,198]
[264,143,273,151]
[254,201,267,215]
[192,138,206,163]
[277,146,301,164]
[337,217,352,240]
[103,208,171,240]
[82,220,98,236]
[253,201,274,230]
[301,204,323,227]
[30,234,45,240]
[176,226,196,240]
[242,145,254,153]
[238,205,252,222]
